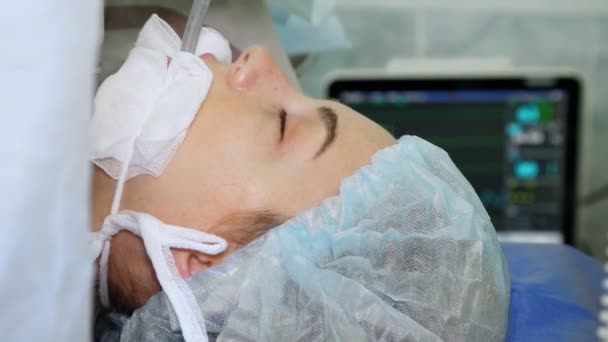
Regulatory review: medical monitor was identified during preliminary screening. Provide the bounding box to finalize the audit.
[328,75,580,244]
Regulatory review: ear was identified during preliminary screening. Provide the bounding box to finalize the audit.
[171,248,214,279]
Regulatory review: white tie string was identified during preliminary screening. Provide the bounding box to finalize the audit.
[91,211,227,342]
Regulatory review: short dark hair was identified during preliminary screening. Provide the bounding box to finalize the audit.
[102,211,286,315]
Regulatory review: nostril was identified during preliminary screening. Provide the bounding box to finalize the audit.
[230,64,254,90]
[243,51,250,62]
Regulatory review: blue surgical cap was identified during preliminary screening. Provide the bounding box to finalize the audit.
[115,136,510,341]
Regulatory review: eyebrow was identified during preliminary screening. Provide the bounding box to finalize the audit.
[314,106,338,159]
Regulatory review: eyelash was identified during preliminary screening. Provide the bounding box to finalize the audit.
[277,107,287,141]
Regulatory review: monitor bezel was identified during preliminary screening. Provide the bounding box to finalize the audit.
[328,76,581,245]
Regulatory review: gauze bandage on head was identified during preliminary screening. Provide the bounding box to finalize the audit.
[114,136,510,342]
[90,14,232,342]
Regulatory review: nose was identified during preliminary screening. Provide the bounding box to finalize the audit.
[228,45,287,92]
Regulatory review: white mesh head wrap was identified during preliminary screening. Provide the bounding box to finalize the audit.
[89,14,232,342]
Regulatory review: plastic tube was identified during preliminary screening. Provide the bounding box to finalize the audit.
[181,0,211,53]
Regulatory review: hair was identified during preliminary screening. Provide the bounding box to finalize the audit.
[103,211,286,315]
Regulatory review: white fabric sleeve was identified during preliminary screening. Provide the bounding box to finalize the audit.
[0,1,102,341]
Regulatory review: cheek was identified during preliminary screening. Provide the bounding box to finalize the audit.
[264,164,342,216]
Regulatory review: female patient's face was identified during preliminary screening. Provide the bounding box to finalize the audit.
[120,46,395,230]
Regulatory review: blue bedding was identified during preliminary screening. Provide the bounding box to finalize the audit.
[502,243,602,341]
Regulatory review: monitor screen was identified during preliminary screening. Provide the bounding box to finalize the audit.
[329,78,580,244]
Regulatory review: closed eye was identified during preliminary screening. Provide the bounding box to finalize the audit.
[277,107,287,141]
